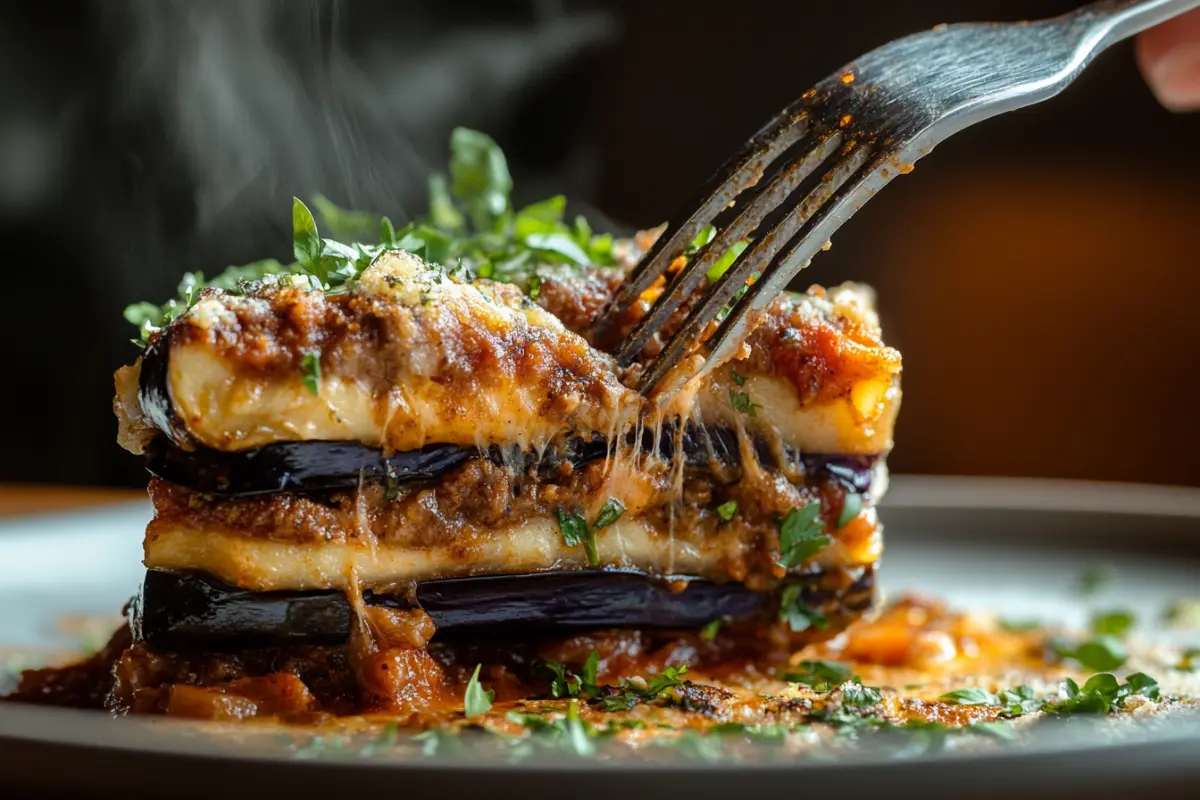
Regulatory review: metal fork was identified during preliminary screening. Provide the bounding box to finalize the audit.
[596,0,1199,395]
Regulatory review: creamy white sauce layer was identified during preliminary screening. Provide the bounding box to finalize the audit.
[145,514,881,593]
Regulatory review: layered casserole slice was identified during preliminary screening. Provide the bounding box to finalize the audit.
[33,129,902,715]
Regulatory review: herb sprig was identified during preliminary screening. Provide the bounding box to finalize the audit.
[123,128,615,344]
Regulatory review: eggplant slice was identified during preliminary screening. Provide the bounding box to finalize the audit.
[131,568,876,651]
[145,430,879,498]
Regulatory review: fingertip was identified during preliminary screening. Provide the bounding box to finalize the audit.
[1137,8,1200,112]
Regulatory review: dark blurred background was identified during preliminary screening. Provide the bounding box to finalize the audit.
[0,0,1196,489]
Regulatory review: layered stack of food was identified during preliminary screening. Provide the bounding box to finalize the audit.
[14,130,902,718]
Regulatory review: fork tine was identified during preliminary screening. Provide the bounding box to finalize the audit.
[636,142,876,395]
[612,129,845,367]
[589,100,814,344]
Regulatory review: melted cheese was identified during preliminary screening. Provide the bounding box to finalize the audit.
[144,514,882,592]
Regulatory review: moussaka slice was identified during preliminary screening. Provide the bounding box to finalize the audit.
[24,129,901,717]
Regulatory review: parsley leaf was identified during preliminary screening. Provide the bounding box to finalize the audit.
[731,371,746,386]
[705,240,749,283]
[556,508,589,549]
[1090,609,1136,638]
[1053,635,1128,672]
[938,687,998,706]
[729,390,757,417]
[836,492,862,528]
[778,584,829,632]
[777,502,831,568]
[463,663,494,718]
[593,498,626,530]
[542,660,580,699]
[782,660,854,691]
[716,501,738,521]
[598,663,689,712]
[124,128,619,344]
[580,651,600,693]
[685,225,716,255]
[700,619,722,640]
[1040,671,1160,715]
[449,127,512,233]
[841,681,883,707]
[300,352,321,396]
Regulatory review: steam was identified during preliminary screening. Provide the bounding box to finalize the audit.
[104,0,616,245]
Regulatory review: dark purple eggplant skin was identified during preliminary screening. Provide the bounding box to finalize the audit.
[146,429,877,498]
[137,332,189,447]
[130,568,873,651]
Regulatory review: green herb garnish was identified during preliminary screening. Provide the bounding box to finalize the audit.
[463,663,494,718]
[123,128,616,344]
[729,391,757,417]
[782,660,854,691]
[1052,635,1128,672]
[1090,610,1136,638]
[716,500,738,521]
[777,502,831,568]
[836,493,862,528]
[300,351,321,395]
[555,508,598,567]
[705,241,750,284]
[840,681,883,707]
[778,584,829,633]
[937,687,997,706]
[593,498,626,530]
[598,663,689,712]
[1042,671,1161,715]
[699,619,722,640]
[731,371,746,386]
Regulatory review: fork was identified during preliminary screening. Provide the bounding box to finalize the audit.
[595,0,1199,395]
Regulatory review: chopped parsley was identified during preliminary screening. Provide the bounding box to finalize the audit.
[782,660,854,691]
[685,225,717,255]
[463,663,494,718]
[541,651,600,699]
[556,500,626,567]
[706,240,749,284]
[777,502,831,568]
[300,351,321,395]
[598,663,689,712]
[1042,672,1161,715]
[777,583,829,633]
[1052,635,1128,672]
[593,498,626,530]
[699,619,723,640]
[555,508,598,567]
[836,492,862,528]
[716,500,738,521]
[122,128,615,343]
[731,370,746,386]
[937,687,997,706]
[840,681,883,707]
[1090,609,1136,638]
[729,390,757,417]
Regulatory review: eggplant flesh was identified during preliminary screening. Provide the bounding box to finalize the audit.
[146,427,878,498]
[130,568,875,651]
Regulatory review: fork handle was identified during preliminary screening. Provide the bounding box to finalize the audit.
[1081,0,1200,48]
